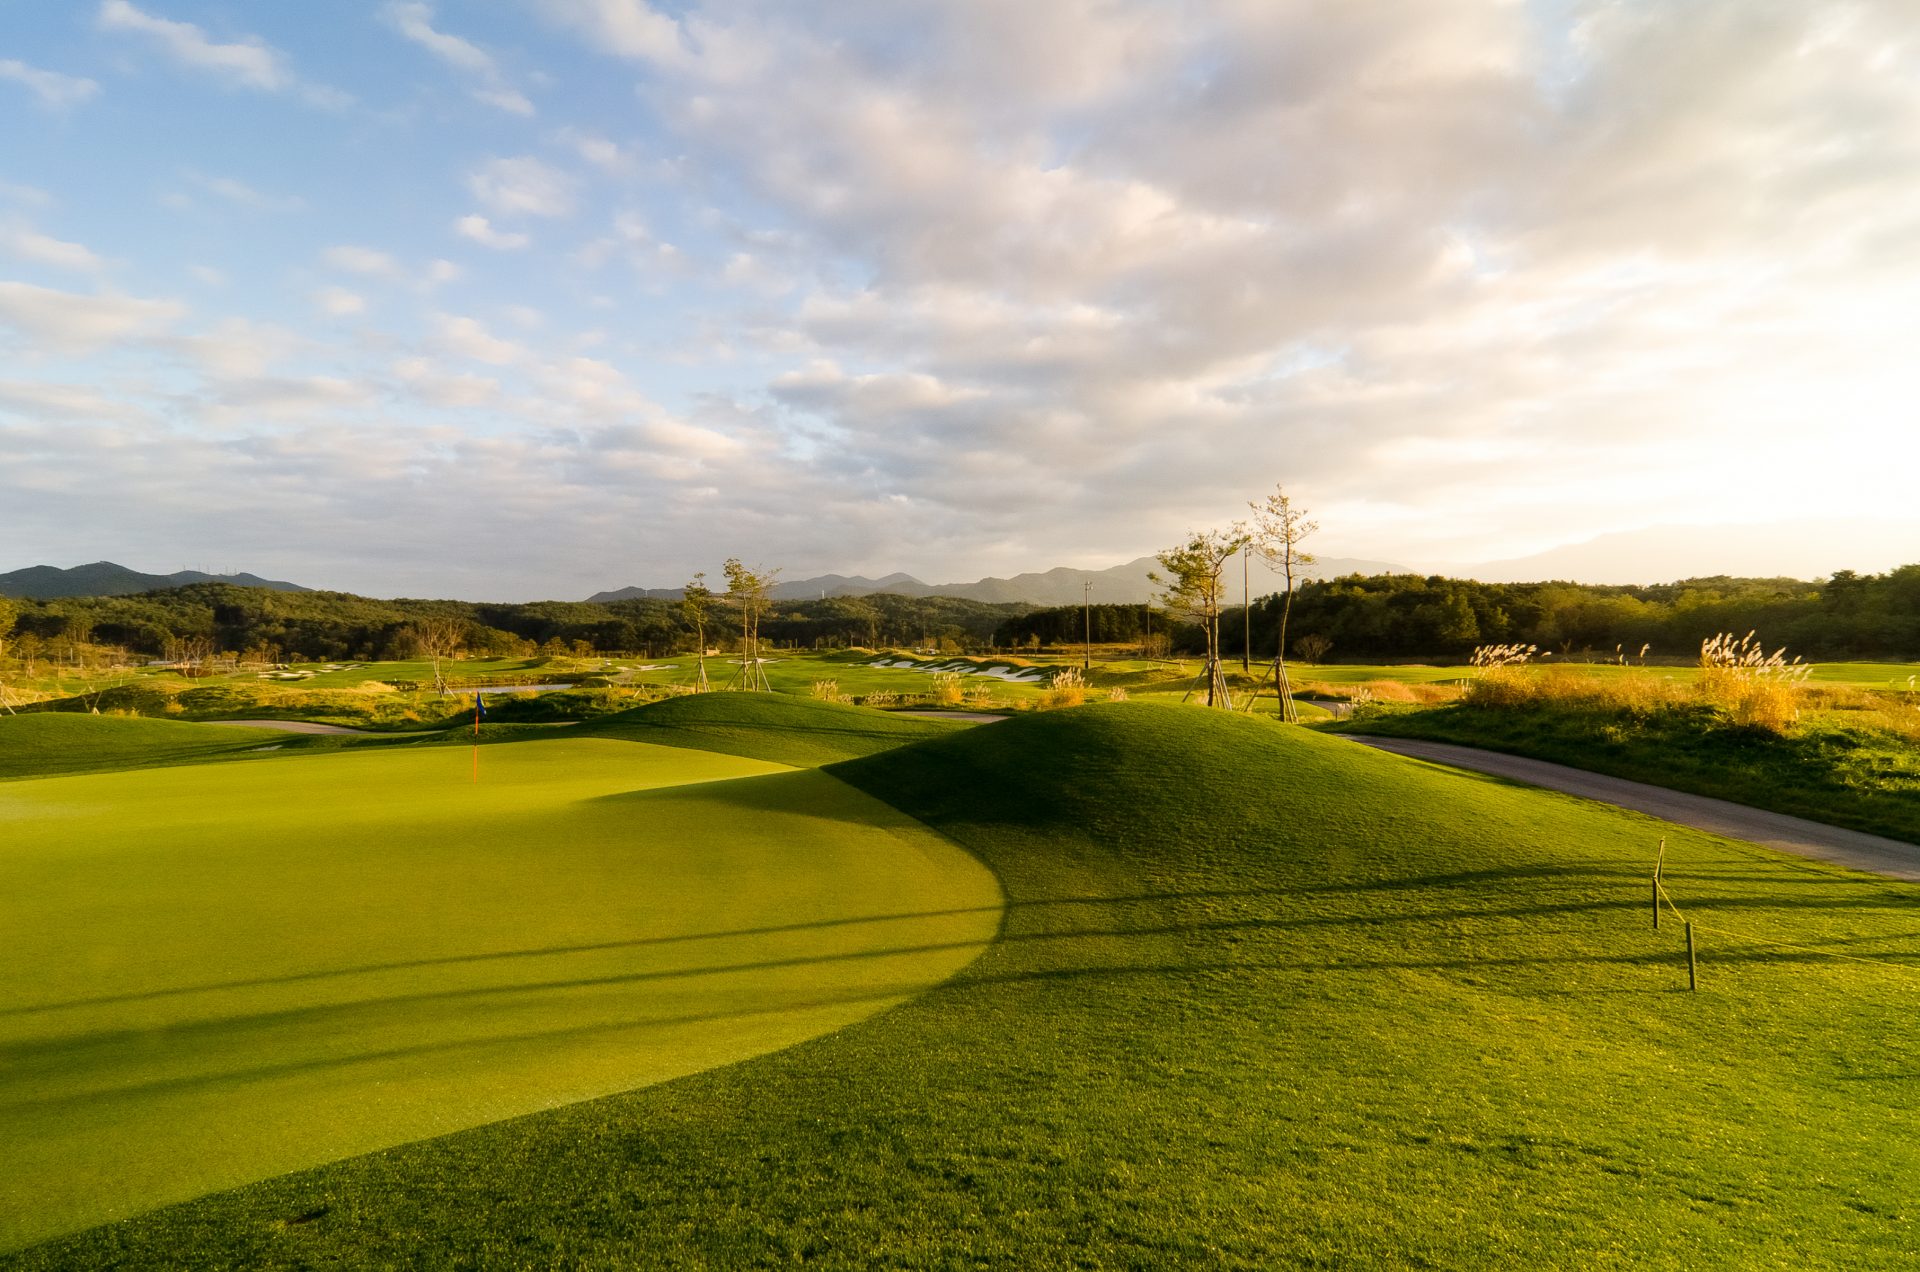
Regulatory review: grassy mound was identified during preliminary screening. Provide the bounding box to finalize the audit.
[0,714,301,780]
[0,740,998,1252]
[575,691,971,767]
[10,704,1919,1267]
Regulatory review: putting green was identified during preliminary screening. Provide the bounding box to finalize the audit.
[0,738,1002,1252]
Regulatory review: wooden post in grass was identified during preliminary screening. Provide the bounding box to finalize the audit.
[1653,838,1665,929]
[1685,922,1697,991]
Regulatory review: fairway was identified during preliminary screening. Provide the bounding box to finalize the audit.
[0,738,1002,1252]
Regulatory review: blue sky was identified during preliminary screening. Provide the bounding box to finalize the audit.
[2,1,1917,599]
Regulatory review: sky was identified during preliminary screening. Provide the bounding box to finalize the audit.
[2,1,1917,600]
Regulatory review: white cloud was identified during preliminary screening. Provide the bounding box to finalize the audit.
[386,1,491,72]
[0,181,53,208]
[322,245,400,278]
[473,86,534,116]
[313,286,366,316]
[547,0,688,67]
[555,128,631,172]
[193,173,304,211]
[0,281,182,352]
[0,58,100,109]
[467,156,576,218]
[454,213,531,250]
[96,0,347,105]
[393,356,500,408]
[96,0,289,90]
[188,264,226,287]
[386,1,535,115]
[0,225,107,273]
[435,314,525,365]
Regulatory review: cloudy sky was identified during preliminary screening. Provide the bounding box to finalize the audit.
[2,1,1917,599]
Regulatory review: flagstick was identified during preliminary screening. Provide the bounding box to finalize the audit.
[471,694,480,784]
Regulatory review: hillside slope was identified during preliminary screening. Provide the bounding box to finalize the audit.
[575,693,971,767]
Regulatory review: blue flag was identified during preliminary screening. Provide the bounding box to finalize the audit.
[474,693,486,717]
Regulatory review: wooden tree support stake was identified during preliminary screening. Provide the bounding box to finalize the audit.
[1685,921,1697,992]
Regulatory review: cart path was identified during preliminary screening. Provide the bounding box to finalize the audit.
[1345,735,1920,882]
[200,719,367,736]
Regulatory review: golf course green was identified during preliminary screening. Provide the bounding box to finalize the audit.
[0,729,1001,1252]
[5,697,1918,1267]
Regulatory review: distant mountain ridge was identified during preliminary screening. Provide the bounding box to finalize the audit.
[588,554,1408,607]
[0,561,312,599]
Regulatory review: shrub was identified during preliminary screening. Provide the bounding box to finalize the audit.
[1038,668,1087,711]
[931,673,966,707]
[1698,631,1809,733]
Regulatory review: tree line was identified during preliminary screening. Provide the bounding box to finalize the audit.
[7,564,1915,669]
[1,583,1032,664]
[1000,566,1920,662]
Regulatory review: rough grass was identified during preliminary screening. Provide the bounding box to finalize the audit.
[0,740,999,1253]
[13,705,1920,1268]
[1335,699,1920,845]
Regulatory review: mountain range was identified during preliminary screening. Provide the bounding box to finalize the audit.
[0,561,311,600]
[586,554,1409,607]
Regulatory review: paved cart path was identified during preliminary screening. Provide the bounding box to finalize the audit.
[1346,734,1920,882]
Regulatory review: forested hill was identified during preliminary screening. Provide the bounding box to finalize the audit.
[1,584,1031,661]
[6,566,1915,662]
[995,566,1920,661]
[0,561,310,599]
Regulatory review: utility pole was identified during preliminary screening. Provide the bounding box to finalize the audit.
[1083,580,1092,671]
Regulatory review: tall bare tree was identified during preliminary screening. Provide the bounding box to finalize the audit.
[1247,485,1318,721]
[723,559,781,691]
[679,572,716,692]
[411,616,465,696]
[1151,527,1248,708]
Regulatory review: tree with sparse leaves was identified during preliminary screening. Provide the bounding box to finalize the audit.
[679,573,716,692]
[1247,485,1318,721]
[406,617,464,695]
[1152,528,1248,708]
[723,559,781,691]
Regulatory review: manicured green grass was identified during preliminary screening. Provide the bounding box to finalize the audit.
[1807,661,1920,688]
[0,738,1000,1253]
[578,692,976,767]
[1332,703,1920,845]
[15,705,1919,1268]
[0,715,293,780]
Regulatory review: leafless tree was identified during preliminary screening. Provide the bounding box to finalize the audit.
[1247,485,1318,721]
[409,617,465,696]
